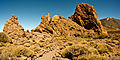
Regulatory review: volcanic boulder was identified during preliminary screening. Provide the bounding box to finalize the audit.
[70,3,107,35]
[3,15,25,39]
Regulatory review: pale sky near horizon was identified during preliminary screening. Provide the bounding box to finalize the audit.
[0,0,120,32]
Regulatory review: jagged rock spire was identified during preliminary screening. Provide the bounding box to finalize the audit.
[31,13,96,36]
[71,3,107,35]
[3,15,25,39]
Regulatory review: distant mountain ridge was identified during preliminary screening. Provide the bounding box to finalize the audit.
[100,17,120,30]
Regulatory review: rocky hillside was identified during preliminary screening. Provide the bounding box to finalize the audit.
[31,13,96,37]
[32,3,107,36]
[101,17,120,30]
[0,3,119,60]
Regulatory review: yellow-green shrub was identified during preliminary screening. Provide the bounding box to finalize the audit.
[38,42,46,47]
[77,54,106,60]
[24,43,30,47]
[2,46,34,57]
[89,55,106,60]
[111,36,119,40]
[74,33,80,37]
[14,46,34,57]
[93,35,108,39]
[61,46,73,59]
[61,44,99,59]
[30,44,41,51]
[88,47,99,55]
[96,43,113,54]
[112,40,119,45]
[0,33,12,43]
[89,41,97,47]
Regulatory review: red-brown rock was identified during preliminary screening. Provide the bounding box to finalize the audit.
[70,3,107,35]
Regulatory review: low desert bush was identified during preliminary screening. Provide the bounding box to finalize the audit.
[88,47,99,55]
[93,35,108,39]
[80,34,93,38]
[38,42,46,47]
[0,33,12,43]
[24,43,31,47]
[112,40,119,44]
[30,44,41,51]
[96,43,113,54]
[61,44,99,59]
[74,33,80,37]
[14,46,34,57]
[88,41,97,47]
[1,46,34,57]
[77,54,106,60]
[111,36,119,40]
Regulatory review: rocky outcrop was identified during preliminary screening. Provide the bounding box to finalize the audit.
[70,3,107,35]
[3,15,52,44]
[32,3,107,36]
[3,3,108,38]
[3,15,25,39]
[31,13,96,36]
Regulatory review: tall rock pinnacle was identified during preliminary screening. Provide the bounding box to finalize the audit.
[71,3,107,35]
[3,15,25,39]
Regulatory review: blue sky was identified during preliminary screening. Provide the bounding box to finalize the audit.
[0,0,120,32]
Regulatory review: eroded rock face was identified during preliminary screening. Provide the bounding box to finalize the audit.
[32,3,107,36]
[70,3,107,35]
[3,15,25,39]
[31,13,96,36]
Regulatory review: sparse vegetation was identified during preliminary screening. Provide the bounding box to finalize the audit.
[74,33,80,37]
[77,54,106,60]
[0,31,119,60]
[1,46,34,57]
[93,35,108,39]
[24,43,30,47]
[14,46,34,57]
[30,44,41,51]
[96,43,113,54]
[61,44,100,59]
[0,33,12,43]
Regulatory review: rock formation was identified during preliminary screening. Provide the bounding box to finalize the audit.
[3,3,108,38]
[3,15,25,39]
[70,3,107,35]
[31,13,96,36]
[32,3,107,36]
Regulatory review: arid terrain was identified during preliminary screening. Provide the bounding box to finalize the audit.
[0,3,120,60]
